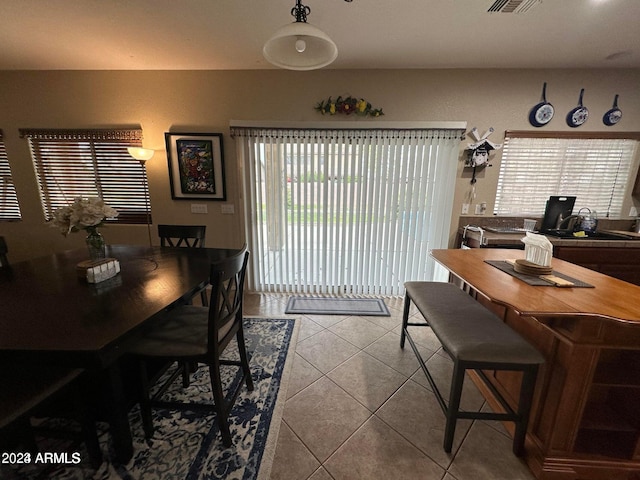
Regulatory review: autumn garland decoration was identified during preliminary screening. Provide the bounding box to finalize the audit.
[315,96,384,117]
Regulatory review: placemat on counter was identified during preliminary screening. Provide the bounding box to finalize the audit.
[485,260,594,288]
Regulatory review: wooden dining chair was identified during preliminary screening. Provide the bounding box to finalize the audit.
[0,366,102,469]
[157,224,208,306]
[158,224,207,248]
[129,246,253,447]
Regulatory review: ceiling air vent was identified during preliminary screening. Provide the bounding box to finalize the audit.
[488,0,541,14]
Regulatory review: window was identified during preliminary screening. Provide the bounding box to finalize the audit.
[20,128,150,224]
[232,125,465,295]
[0,130,22,221]
[494,131,640,218]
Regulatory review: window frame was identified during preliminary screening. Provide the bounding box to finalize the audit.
[20,128,151,224]
[494,130,640,218]
[232,125,465,294]
[0,129,22,221]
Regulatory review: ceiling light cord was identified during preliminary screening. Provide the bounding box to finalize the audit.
[291,0,311,23]
[291,0,352,23]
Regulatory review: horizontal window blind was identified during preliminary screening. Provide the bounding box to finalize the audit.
[494,133,639,218]
[0,130,22,221]
[20,128,150,224]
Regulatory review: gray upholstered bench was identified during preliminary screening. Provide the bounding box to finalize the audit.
[400,281,544,456]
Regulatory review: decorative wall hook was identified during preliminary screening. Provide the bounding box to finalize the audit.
[465,127,502,184]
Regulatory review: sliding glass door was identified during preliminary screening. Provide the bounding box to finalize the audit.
[232,125,464,296]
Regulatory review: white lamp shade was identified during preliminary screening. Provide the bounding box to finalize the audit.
[263,22,338,71]
[127,147,155,162]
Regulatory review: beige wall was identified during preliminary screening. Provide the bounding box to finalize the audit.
[1,69,639,262]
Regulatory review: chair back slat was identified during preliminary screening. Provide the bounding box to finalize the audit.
[158,225,206,248]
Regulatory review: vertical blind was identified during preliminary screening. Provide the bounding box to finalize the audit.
[0,130,22,221]
[20,128,149,224]
[495,132,639,217]
[232,126,464,295]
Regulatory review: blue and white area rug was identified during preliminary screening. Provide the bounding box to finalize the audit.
[3,317,298,480]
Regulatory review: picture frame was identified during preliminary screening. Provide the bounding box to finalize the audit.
[165,132,226,201]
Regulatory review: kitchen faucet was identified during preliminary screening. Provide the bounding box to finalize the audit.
[555,214,579,230]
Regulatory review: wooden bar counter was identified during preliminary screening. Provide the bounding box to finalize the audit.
[431,248,640,480]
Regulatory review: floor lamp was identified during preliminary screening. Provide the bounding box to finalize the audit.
[127,147,155,248]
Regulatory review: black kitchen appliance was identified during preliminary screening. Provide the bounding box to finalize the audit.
[540,196,576,233]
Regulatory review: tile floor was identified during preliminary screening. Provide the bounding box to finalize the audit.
[243,293,538,480]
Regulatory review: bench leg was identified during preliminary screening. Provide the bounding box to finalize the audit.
[443,361,465,453]
[513,366,538,456]
[400,293,411,348]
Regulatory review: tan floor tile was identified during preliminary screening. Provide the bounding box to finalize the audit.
[295,329,360,373]
[245,305,294,319]
[395,321,443,353]
[324,416,445,480]
[287,353,323,399]
[327,351,407,411]
[245,293,290,315]
[296,317,325,342]
[283,376,370,462]
[448,422,536,480]
[382,295,406,312]
[244,294,281,314]
[364,331,433,378]
[410,353,485,413]
[376,379,472,469]
[270,422,320,480]
[396,299,421,317]
[254,295,539,480]
[303,314,348,328]
[328,316,388,349]
[245,292,277,309]
[308,467,334,480]
[480,402,511,437]
[360,312,402,331]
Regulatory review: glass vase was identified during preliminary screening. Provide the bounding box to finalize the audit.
[86,228,106,261]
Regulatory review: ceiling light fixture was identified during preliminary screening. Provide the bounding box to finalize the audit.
[263,0,352,71]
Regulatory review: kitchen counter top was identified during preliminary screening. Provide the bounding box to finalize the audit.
[457,221,640,285]
[458,226,640,248]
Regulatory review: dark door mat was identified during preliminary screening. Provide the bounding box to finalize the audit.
[285,297,391,316]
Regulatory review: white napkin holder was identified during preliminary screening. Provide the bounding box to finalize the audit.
[76,258,121,283]
[521,232,553,267]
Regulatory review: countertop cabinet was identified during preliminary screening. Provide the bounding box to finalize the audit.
[456,227,640,286]
[553,246,640,286]
[576,349,640,460]
[432,249,640,480]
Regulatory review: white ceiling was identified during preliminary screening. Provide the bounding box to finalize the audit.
[0,0,638,70]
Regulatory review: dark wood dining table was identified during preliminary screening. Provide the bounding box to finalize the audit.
[0,244,240,463]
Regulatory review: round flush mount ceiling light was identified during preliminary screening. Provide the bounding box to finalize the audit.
[263,0,350,71]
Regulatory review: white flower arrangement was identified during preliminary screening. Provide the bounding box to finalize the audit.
[50,197,119,236]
